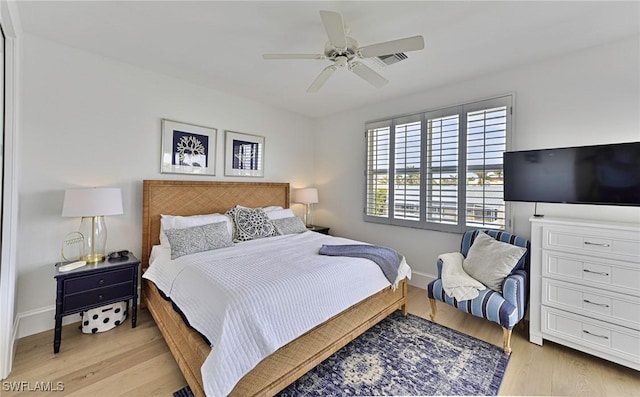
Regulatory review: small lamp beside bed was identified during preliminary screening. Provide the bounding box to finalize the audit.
[293,187,318,227]
[62,187,123,263]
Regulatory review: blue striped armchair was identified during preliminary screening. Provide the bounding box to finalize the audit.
[427,229,530,354]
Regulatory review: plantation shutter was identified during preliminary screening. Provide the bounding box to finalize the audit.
[393,116,422,223]
[424,107,461,232]
[364,95,512,232]
[365,121,392,222]
[464,98,510,229]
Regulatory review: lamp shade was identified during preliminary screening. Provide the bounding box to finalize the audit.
[62,188,123,217]
[293,188,318,204]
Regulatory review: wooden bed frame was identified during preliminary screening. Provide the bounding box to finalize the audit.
[141,180,408,397]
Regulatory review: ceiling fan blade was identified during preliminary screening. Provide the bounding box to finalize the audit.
[307,65,337,93]
[358,35,425,58]
[350,62,388,88]
[319,10,347,49]
[263,53,325,60]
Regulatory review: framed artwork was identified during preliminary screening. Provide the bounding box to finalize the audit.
[161,119,216,175]
[224,131,265,177]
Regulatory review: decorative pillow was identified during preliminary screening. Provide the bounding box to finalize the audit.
[226,207,276,242]
[462,232,527,293]
[160,213,232,246]
[164,221,233,259]
[266,208,296,220]
[272,216,307,235]
[235,205,283,212]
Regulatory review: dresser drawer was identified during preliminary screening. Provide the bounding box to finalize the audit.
[543,226,640,260]
[63,282,133,313]
[542,279,640,330]
[64,268,134,294]
[542,250,640,296]
[542,306,640,366]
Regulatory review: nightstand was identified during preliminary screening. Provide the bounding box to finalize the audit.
[307,225,330,235]
[53,254,140,353]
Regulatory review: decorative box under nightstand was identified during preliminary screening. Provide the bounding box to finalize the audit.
[307,225,330,235]
[53,254,140,353]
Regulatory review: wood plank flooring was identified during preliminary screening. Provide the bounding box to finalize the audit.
[3,285,639,396]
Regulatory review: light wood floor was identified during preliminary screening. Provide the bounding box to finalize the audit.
[3,286,639,396]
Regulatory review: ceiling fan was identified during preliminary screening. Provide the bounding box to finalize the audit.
[263,10,425,93]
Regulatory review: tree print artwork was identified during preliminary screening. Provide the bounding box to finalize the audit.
[172,130,208,167]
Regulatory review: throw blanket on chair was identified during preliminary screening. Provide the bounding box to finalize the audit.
[319,244,405,290]
[439,252,486,301]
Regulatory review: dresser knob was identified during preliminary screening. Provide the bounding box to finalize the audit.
[98,279,105,285]
[98,294,104,300]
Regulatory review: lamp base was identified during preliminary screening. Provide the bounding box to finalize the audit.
[79,216,108,264]
[83,253,105,263]
[304,203,314,227]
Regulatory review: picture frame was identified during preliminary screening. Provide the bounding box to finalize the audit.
[161,119,216,175]
[224,131,265,177]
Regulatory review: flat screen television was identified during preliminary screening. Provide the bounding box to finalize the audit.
[504,142,640,206]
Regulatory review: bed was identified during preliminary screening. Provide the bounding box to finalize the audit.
[141,180,409,396]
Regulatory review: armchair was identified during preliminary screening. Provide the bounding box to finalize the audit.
[427,229,530,354]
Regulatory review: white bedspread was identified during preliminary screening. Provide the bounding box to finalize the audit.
[143,231,411,396]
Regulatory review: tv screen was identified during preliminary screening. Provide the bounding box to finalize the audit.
[504,142,640,206]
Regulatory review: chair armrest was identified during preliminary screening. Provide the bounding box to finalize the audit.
[502,269,528,310]
[436,258,444,279]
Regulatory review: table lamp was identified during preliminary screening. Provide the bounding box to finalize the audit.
[293,188,319,227]
[62,187,123,263]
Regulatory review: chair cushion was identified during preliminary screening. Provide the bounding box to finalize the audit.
[428,278,520,329]
[462,232,527,293]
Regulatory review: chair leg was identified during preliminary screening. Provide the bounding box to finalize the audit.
[428,298,437,321]
[502,327,512,355]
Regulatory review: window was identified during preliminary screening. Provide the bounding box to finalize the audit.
[365,96,512,233]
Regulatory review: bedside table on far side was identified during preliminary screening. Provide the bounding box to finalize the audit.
[53,254,140,353]
[307,225,330,235]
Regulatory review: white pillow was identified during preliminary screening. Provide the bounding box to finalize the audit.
[160,213,233,246]
[462,232,527,293]
[266,208,296,220]
[235,205,283,212]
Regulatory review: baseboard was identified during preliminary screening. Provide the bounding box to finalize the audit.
[407,270,435,290]
[16,306,79,339]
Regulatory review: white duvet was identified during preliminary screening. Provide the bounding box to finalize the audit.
[143,231,411,396]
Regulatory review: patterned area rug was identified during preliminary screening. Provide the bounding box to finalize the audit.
[174,311,510,396]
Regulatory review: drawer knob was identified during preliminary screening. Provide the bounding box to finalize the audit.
[584,241,610,247]
[583,330,608,339]
[583,299,609,308]
[98,294,104,301]
[98,279,105,285]
[583,269,609,276]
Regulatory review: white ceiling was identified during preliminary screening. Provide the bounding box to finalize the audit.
[16,1,640,118]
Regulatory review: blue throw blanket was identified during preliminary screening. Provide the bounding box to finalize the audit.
[318,244,402,286]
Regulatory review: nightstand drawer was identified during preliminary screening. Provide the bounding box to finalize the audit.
[63,282,133,312]
[64,268,134,294]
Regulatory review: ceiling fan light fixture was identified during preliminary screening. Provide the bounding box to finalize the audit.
[262,10,424,92]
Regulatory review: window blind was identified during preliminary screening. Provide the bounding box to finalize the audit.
[365,125,391,218]
[465,106,506,229]
[364,95,512,232]
[393,121,421,221]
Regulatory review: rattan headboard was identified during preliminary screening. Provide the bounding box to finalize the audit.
[141,180,290,271]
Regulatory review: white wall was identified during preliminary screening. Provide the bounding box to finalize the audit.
[313,36,640,286]
[16,35,315,337]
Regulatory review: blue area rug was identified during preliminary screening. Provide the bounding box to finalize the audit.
[174,311,510,396]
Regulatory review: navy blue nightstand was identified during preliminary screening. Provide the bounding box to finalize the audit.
[307,225,330,235]
[53,254,140,353]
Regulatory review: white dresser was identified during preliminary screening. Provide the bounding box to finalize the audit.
[529,216,640,370]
